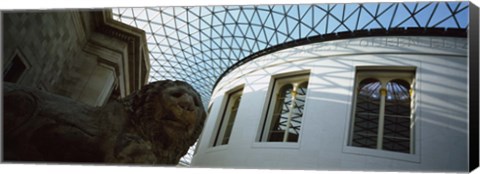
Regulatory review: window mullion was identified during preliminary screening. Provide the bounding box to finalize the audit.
[283,83,298,142]
[377,86,387,150]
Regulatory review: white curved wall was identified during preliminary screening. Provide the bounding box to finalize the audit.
[191,36,468,172]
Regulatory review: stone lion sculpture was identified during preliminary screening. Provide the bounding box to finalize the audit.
[3,80,206,165]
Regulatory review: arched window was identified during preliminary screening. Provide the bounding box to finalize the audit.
[268,84,294,142]
[222,94,242,145]
[349,69,415,154]
[213,87,243,146]
[351,78,382,149]
[260,73,310,142]
[383,79,411,153]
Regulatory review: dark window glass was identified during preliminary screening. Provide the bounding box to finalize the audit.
[352,78,381,149]
[383,79,411,153]
[4,55,27,83]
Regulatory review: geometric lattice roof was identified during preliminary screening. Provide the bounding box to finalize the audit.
[112,2,469,107]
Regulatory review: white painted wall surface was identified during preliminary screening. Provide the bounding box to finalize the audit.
[191,36,468,172]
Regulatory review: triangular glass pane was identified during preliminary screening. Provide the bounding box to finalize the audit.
[364,20,382,30]
[271,11,285,27]
[403,2,418,14]
[428,2,451,27]
[163,25,176,37]
[413,3,435,27]
[378,3,394,14]
[298,5,312,19]
[146,8,160,20]
[116,8,130,16]
[335,25,349,33]
[329,4,345,24]
[198,15,211,29]
[187,6,200,18]
[263,29,276,46]
[236,10,250,24]
[446,2,462,12]
[255,8,269,23]
[161,13,176,27]
[149,45,160,53]
[457,2,469,12]
[177,30,190,42]
[436,17,458,28]
[275,17,289,36]
[286,17,299,34]
[237,23,250,37]
[390,4,411,28]
[123,17,136,26]
[342,5,359,31]
[314,18,327,35]
[133,8,148,20]
[226,7,240,21]
[312,6,327,29]
[134,19,149,30]
[242,8,256,22]
[377,5,394,29]
[211,14,223,27]
[262,13,276,31]
[455,7,469,28]
[362,3,378,14]
[329,15,344,33]
[122,8,135,18]
[249,24,261,36]
[343,3,360,20]
[256,28,268,43]
[284,5,297,18]
[300,23,311,38]
[222,12,234,25]
[245,38,256,51]
[256,40,267,50]
[250,10,262,25]
[315,4,328,13]
[161,7,174,17]
[357,6,374,29]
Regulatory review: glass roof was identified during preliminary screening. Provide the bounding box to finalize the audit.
[111,2,469,166]
[112,2,468,107]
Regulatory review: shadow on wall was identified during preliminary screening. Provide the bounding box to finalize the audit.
[201,36,468,171]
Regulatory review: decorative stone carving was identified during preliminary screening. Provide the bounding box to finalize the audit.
[3,80,206,165]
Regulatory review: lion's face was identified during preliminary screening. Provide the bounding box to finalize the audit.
[125,80,206,163]
[128,80,206,146]
[155,84,202,135]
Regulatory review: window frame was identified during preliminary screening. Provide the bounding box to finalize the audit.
[344,66,420,161]
[4,50,31,84]
[258,72,310,143]
[211,86,244,147]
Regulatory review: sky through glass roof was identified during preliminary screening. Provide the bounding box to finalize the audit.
[112,2,468,107]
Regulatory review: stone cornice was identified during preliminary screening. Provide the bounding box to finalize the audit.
[89,10,150,94]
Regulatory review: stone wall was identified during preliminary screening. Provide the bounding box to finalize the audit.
[3,11,91,92]
[3,10,149,107]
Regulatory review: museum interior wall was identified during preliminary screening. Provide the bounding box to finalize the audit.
[3,10,150,106]
[192,35,468,172]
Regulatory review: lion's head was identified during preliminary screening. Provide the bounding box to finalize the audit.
[122,80,207,164]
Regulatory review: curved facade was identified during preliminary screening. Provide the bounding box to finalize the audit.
[191,35,468,171]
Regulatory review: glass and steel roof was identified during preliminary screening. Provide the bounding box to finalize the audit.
[112,2,468,107]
